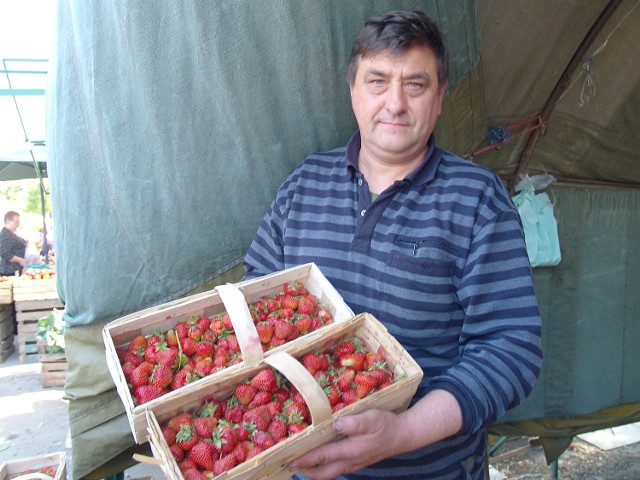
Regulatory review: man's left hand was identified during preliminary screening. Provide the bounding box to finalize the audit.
[288,409,402,480]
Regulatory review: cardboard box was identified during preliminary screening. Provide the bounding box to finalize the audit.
[0,452,66,480]
[143,312,423,480]
[103,263,355,443]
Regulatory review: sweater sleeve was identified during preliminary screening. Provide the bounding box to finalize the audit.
[428,207,543,435]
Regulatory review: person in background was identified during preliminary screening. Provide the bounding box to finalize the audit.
[244,10,543,479]
[0,211,28,276]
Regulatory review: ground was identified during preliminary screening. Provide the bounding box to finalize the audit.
[1,337,639,479]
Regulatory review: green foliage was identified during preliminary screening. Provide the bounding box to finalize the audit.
[36,308,65,354]
[25,182,51,214]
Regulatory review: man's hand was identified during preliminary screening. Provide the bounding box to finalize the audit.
[288,409,403,480]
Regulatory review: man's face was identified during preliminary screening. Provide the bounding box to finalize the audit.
[350,45,447,165]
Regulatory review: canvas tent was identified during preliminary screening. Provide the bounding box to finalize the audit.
[47,0,640,477]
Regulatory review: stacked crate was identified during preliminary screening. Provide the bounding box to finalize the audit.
[0,452,66,480]
[0,278,14,363]
[12,278,63,364]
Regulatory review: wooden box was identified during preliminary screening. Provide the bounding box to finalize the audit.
[15,300,63,365]
[144,312,423,480]
[0,304,15,363]
[12,278,58,302]
[38,342,67,388]
[0,452,66,480]
[103,263,355,444]
[0,278,12,304]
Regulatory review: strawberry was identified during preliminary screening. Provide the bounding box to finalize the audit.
[245,444,264,460]
[341,388,359,406]
[324,385,341,407]
[129,361,153,387]
[317,307,333,323]
[265,298,281,313]
[294,315,312,335]
[196,316,212,330]
[335,341,356,357]
[214,421,238,454]
[169,444,185,462]
[243,405,272,431]
[236,421,255,442]
[365,352,385,369]
[193,416,218,438]
[301,352,323,375]
[176,424,198,451]
[267,416,287,442]
[189,440,217,471]
[134,385,164,405]
[250,368,278,393]
[173,321,190,339]
[122,350,144,366]
[198,399,223,419]
[165,329,179,347]
[340,352,366,372]
[355,372,378,398]
[280,295,298,310]
[336,368,356,391]
[180,337,199,356]
[256,321,274,344]
[235,382,257,406]
[183,468,208,480]
[127,335,147,352]
[297,296,315,315]
[150,364,173,389]
[167,412,193,431]
[195,341,215,358]
[172,366,198,390]
[232,442,249,463]
[248,390,272,408]
[221,313,234,330]
[213,454,237,475]
[283,281,303,296]
[162,425,177,445]
[252,430,275,450]
[193,357,213,377]
[154,346,179,367]
[188,323,204,341]
[224,404,246,424]
[288,421,309,435]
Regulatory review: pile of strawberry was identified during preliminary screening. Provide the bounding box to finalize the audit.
[162,338,397,478]
[19,466,58,478]
[115,281,334,406]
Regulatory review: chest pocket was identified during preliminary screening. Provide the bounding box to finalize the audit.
[389,237,458,277]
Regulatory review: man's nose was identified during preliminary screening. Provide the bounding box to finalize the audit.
[386,83,408,114]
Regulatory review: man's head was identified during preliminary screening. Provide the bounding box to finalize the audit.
[348,11,449,167]
[4,211,20,230]
[347,11,449,88]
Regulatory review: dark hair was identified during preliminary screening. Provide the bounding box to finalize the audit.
[347,10,449,87]
[4,211,19,223]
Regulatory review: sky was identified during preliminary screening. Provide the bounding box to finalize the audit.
[0,0,55,161]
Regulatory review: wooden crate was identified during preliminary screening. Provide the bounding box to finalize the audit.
[0,452,66,480]
[103,262,355,444]
[144,312,423,480]
[0,279,12,304]
[0,304,15,363]
[38,342,67,388]
[15,299,63,365]
[12,278,58,302]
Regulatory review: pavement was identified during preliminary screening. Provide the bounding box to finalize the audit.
[0,336,165,479]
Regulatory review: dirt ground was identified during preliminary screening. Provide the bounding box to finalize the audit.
[1,335,639,479]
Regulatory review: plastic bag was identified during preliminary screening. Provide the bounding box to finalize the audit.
[512,185,561,267]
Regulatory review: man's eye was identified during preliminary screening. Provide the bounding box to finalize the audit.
[407,82,424,89]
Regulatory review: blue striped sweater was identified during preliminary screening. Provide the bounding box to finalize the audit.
[244,132,543,479]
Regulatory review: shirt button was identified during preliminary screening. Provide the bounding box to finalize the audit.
[360,209,366,217]
[357,178,363,186]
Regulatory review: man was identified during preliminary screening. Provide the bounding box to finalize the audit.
[0,211,28,276]
[244,10,542,480]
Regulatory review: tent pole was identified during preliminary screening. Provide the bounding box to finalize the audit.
[507,0,624,195]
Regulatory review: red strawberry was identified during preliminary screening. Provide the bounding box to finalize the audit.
[283,281,303,296]
[180,337,199,356]
[194,357,213,376]
[246,444,264,460]
[188,440,216,471]
[235,382,257,406]
[224,404,246,424]
[267,416,287,442]
[341,388,359,406]
[154,346,179,367]
[324,385,341,407]
[213,454,236,475]
[256,321,274,345]
[196,316,212,330]
[248,390,272,409]
[172,366,198,390]
[122,350,144,367]
[340,352,366,372]
[297,296,315,315]
[335,341,356,357]
[221,313,234,330]
[280,295,298,310]
[250,368,278,393]
[288,421,309,435]
[165,329,179,347]
[169,444,185,462]
[365,352,385,369]
[134,385,164,405]
[236,422,255,442]
[301,352,323,375]
[196,341,215,358]
[294,316,312,335]
[198,399,223,419]
[188,323,204,341]
[355,372,378,398]
[232,442,248,463]
[214,421,238,454]
[176,424,198,451]
[336,368,356,391]
[127,335,147,352]
[243,405,272,431]
[265,298,281,313]
[129,362,153,387]
[252,430,275,450]
[167,412,193,432]
[193,416,218,438]
[183,468,208,480]
[162,425,177,445]
[173,321,190,339]
[150,364,173,389]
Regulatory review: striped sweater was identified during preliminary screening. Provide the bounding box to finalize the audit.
[244,131,543,479]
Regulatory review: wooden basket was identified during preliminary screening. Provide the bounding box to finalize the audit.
[103,263,355,443]
[143,312,423,480]
[0,452,66,480]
